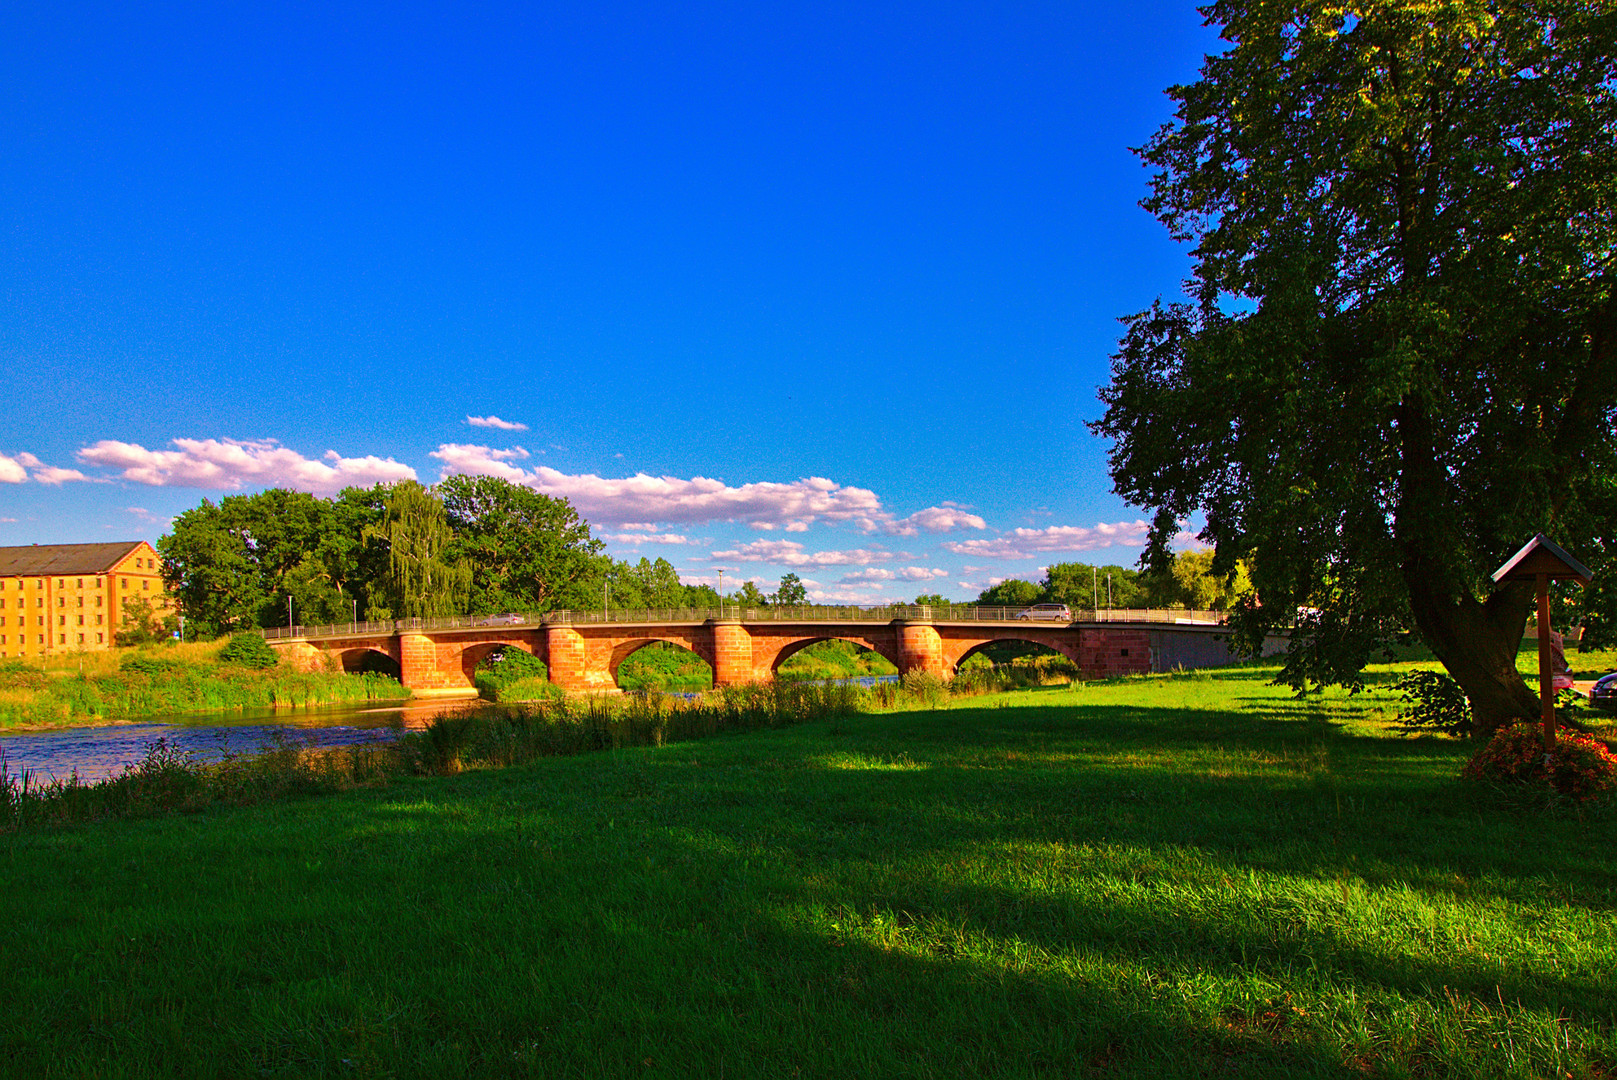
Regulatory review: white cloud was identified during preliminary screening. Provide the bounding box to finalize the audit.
[941,520,1150,559]
[429,445,989,535]
[838,569,897,583]
[898,566,950,581]
[33,466,92,485]
[77,438,418,495]
[2,451,99,485]
[603,532,693,546]
[883,503,987,537]
[806,584,891,603]
[707,539,893,568]
[467,415,528,431]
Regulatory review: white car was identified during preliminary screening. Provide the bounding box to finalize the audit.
[1014,604,1072,621]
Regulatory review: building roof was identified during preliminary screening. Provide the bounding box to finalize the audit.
[0,542,150,577]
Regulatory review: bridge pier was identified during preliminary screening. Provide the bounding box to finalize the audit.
[710,620,752,686]
[896,620,948,680]
[545,624,590,690]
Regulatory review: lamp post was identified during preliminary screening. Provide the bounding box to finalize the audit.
[717,569,725,618]
[287,595,293,632]
[351,598,357,632]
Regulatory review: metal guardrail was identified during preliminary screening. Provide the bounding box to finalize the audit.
[259,607,1227,641]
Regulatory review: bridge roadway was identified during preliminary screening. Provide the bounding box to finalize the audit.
[264,606,1238,695]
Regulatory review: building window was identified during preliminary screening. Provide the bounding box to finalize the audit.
[122,578,128,588]
[143,580,150,590]
[76,634,84,644]
[96,633,103,644]
[76,578,83,588]
[36,634,43,644]
[57,597,65,607]
[36,616,43,627]
[0,617,5,627]
[58,634,65,644]
[77,596,83,607]
[95,615,102,626]
[76,615,84,626]
[57,616,66,627]
[96,596,102,607]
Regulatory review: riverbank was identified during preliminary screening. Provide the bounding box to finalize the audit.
[0,640,408,730]
[2,661,1615,1077]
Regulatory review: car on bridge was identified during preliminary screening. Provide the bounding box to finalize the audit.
[1014,603,1072,621]
[477,613,528,626]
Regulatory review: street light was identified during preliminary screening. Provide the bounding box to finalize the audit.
[351,598,357,632]
[717,569,725,618]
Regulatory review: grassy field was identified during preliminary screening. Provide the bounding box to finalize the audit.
[1,659,1614,1078]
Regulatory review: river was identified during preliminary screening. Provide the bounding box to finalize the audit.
[0,699,472,784]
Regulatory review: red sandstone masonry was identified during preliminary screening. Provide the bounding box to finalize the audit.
[280,620,1166,691]
[898,622,947,678]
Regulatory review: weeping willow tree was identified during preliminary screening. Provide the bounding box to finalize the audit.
[364,481,471,619]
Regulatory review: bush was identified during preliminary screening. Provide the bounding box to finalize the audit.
[217,634,278,669]
[1461,722,1617,802]
[1390,669,1472,737]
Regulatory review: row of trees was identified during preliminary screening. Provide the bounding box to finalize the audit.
[158,477,714,638]
[972,552,1252,612]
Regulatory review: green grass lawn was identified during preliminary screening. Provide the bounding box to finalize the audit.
[2,663,1614,1078]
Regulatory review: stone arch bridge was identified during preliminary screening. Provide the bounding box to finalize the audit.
[264,606,1252,695]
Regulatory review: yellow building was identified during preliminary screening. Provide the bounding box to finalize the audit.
[0,541,169,659]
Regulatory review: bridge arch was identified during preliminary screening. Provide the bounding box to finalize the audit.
[770,635,901,677]
[337,647,402,680]
[941,633,1079,674]
[461,641,544,687]
[609,637,714,691]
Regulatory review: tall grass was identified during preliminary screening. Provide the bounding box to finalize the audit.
[0,648,406,729]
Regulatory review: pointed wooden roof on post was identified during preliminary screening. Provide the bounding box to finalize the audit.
[1490,534,1593,585]
[1490,534,1593,752]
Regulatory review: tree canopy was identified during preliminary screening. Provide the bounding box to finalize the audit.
[1093,0,1617,731]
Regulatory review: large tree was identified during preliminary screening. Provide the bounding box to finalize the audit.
[365,481,471,619]
[438,474,605,612]
[1093,0,1617,733]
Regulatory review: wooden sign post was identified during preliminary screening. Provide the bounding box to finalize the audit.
[1490,535,1593,752]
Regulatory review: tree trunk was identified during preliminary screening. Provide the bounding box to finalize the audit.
[1404,574,1539,737]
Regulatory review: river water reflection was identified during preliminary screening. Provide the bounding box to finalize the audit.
[0,699,475,784]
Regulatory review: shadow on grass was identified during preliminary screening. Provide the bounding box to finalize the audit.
[6,691,1615,1077]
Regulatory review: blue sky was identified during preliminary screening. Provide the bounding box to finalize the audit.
[0,2,1216,602]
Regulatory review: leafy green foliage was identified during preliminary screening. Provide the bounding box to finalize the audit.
[216,634,279,669]
[112,595,179,647]
[472,647,551,701]
[364,481,472,619]
[772,572,808,606]
[975,579,1041,606]
[439,474,605,613]
[1389,670,1472,738]
[158,485,392,635]
[1092,2,1617,730]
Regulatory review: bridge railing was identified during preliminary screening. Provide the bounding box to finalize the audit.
[259,606,1226,641]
